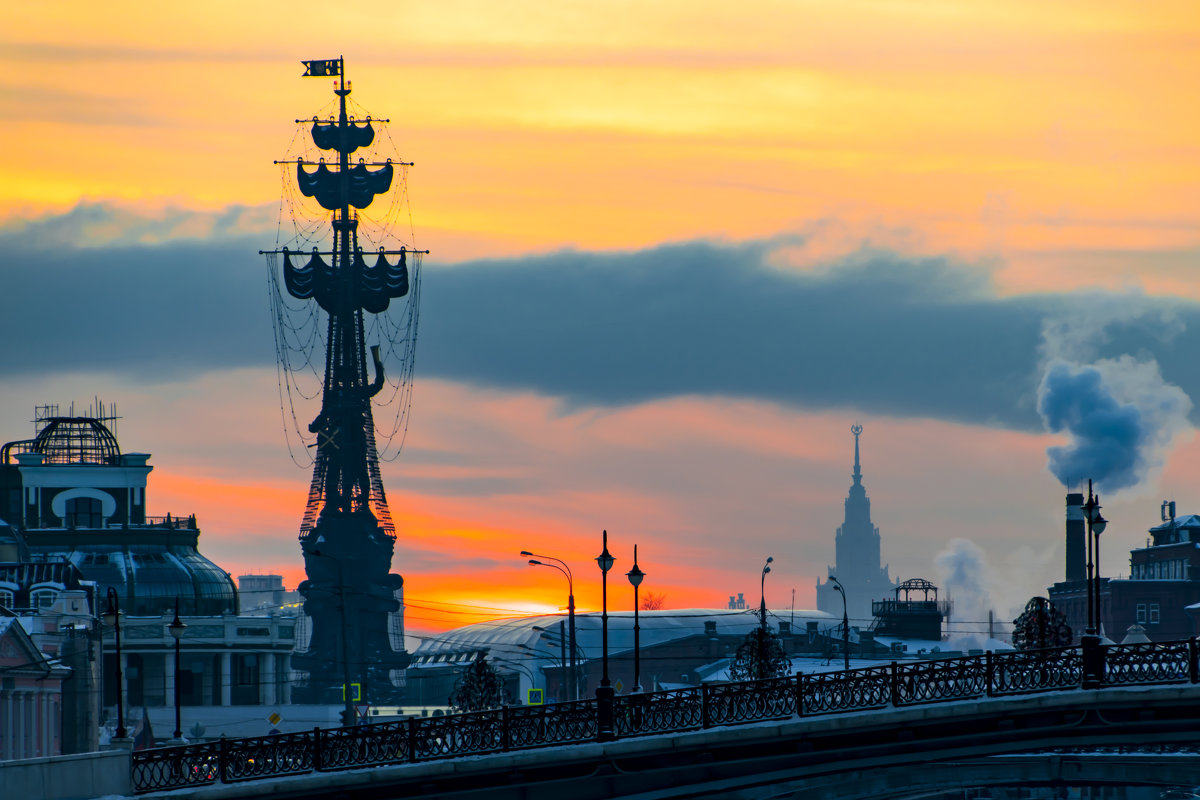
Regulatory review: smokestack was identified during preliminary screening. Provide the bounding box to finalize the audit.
[1066,492,1085,583]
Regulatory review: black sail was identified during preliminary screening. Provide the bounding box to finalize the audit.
[296,161,394,211]
[282,249,338,312]
[311,120,375,153]
[357,249,409,314]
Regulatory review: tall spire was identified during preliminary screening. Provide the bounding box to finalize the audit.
[851,423,863,486]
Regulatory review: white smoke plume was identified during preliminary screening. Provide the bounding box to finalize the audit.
[1036,297,1192,495]
[934,538,993,650]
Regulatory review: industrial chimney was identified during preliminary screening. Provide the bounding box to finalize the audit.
[1066,492,1085,583]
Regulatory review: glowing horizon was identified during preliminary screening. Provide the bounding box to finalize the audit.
[2,2,1198,635]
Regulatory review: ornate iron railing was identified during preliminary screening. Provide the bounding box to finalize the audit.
[802,664,892,714]
[989,645,1082,695]
[616,687,702,737]
[706,674,797,725]
[893,654,987,705]
[1104,639,1194,685]
[131,636,1200,794]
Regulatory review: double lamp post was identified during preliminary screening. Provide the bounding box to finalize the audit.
[523,531,646,717]
[1081,479,1108,688]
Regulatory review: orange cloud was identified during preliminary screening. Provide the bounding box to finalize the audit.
[1,0,1195,283]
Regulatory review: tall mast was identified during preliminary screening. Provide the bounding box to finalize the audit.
[264,58,427,711]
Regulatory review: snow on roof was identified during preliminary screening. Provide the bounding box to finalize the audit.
[411,608,834,667]
[1151,514,1200,531]
[873,634,1013,654]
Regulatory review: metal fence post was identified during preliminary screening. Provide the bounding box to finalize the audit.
[1190,638,1199,684]
[985,651,995,697]
[701,683,712,729]
[890,662,900,707]
[407,716,419,763]
[311,726,322,772]
[217,735,228,784]
[501,706,511,752]
[795,672,806,717]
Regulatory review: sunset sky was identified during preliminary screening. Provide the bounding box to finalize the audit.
[2,1,1199,638]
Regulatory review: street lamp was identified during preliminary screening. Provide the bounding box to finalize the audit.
[1082,480,1108,637]
[1081,480,1108,689]
[595,530,616,742]
[167,598,188,742]
[521,550,577,700]
[828,576,850,671]
[626,545,645,693]
[759,557,773,629]
[102,587,127,741]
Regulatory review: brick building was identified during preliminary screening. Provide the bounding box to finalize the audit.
[1050,497,1200,642]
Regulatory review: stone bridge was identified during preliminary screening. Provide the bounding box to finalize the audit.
[137,684,1200,800]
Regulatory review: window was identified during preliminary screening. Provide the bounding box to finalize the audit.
[0,589,13,609]
[65,497,103,528]
[31,589,58,610]
[235,654,258,686]
[1150,603,1161,624]
[1137,603,1147,624]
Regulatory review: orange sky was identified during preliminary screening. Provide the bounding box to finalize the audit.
[3,2,1197,270]
[2,2,1199,633]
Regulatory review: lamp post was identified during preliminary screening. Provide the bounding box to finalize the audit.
[626,545,645,693]
[521,550,577,701]
[828,576,850,672]
[595,530,616,742]
[102,587,128,741]
[1081,480,1108,688]
[759,557,773,629]
[1082,480,1108,637]
[167,598,187,742]
[756,556,773,679]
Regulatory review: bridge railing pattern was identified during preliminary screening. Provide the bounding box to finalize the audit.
[131,636,1200,793]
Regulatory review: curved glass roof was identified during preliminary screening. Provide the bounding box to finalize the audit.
[53,543,238,616]
[411,608,834,666]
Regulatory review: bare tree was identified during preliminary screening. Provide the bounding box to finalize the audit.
[640,591,667,611]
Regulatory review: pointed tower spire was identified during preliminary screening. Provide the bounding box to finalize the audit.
[851,423,863,486]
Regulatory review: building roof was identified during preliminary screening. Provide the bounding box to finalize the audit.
[411,608,834,667]
[1151,514,1200,532]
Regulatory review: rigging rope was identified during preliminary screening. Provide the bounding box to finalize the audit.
[266,100,423,476]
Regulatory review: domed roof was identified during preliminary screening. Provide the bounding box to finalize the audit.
[30,417,122,465]
[67,543,239,616]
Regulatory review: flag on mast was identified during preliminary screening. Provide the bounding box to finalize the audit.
[302,59,342,77]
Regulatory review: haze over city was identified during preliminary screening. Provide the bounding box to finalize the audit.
[2,0,1199,642]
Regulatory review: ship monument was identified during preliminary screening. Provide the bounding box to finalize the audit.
[262,58,425,711]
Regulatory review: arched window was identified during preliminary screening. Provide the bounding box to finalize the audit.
[32,588,58,609]
[0,588,13,609]
[66,497,103,528]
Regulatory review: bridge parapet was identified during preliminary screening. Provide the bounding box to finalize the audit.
[130,635,1200,795]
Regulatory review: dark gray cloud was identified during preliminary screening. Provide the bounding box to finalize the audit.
[2,208,1198,431]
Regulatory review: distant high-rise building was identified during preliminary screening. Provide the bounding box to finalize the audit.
[815,425,898,625]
